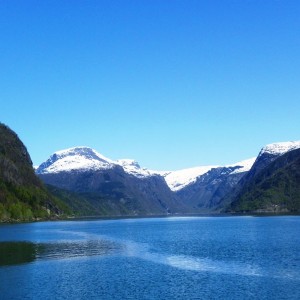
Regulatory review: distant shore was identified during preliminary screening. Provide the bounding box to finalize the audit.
[2,211,300,225]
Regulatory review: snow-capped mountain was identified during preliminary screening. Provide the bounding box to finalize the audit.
[36,147,186,215]
[37,141,300,192]
[36,147,115,174]
[166,158,256,211]
[36,147,155,179]
[227,147,300,213]
[258,141,300,157]
[35,146,262,189]
[244,141,300,181]
[220,140,300,209]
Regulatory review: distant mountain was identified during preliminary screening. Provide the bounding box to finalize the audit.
[170,158,256,212]
[37,147,187,216]
[227,148,300,213]
[162,158,255,192]
[0,123,69,221]
[162,165,219,192]
[154,141,299,213]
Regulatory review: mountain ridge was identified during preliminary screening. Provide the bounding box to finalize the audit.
[36,146,257,192]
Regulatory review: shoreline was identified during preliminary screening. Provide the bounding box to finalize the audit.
[1,211,300,225]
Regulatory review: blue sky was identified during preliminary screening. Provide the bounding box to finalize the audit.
[1,0,300,170]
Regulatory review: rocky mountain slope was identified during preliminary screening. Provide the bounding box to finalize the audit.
[0,123,69,221]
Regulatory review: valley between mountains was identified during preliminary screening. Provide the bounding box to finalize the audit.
[1,122,300,221]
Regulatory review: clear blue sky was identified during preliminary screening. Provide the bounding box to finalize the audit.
[1,0,299,170]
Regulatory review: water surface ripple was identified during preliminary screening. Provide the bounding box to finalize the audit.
[0,216,299,299]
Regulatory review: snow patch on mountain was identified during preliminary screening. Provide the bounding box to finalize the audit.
[163,165,219,192]
[227,157,256,174]
[116,159,154,178]
[259,141,300,157]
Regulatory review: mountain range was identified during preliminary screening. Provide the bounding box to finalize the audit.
[36,141,300,216]
[0,122,299,221]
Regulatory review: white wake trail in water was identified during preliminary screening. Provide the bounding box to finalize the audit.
[57,229,299,281]
[123,240,262,277]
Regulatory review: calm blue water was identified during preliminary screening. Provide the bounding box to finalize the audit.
[0,216,299,299]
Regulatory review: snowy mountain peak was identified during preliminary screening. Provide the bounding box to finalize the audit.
[36,146,114,174]
[54,146,113,162]
[36,147,155,179]
[259,141,300,157]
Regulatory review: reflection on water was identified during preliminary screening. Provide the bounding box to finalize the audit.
[0,240,123,266]
[0,217,300,300]
[0,242,37,266]
[1,238,298,281]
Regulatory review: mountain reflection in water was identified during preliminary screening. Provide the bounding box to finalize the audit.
[0,242,37,266]
[0,240,123,266]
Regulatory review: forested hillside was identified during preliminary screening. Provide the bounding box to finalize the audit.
[227,148,300,213]
[0,123,69,221]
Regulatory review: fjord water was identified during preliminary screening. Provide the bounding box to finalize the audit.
[0,217,299,299]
